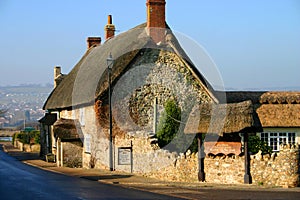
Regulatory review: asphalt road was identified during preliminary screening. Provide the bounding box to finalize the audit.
[1,143,300,200]
[0,147,181,200]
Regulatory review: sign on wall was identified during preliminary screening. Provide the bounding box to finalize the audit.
[118,147,132,165]
[204,141,241,155]
[85,134,91,153]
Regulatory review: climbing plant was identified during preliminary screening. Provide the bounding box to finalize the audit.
[156,99,181,148]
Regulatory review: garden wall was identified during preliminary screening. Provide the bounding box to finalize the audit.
[251,144,299,187]
[14,139,40,152]
[114,134,299,187]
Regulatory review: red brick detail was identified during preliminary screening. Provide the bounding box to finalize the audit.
[204,141,242,155]
[146,0,166,44]
[87,37,101,49]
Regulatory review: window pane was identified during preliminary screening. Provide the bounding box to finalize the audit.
[279,133,283,137]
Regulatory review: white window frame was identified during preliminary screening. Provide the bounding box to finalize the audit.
[260,132,296,152]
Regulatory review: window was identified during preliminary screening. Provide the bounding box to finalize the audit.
[260,132,295,152]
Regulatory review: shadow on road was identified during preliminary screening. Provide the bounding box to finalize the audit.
[81,174,132,182]
[0,143,41,161]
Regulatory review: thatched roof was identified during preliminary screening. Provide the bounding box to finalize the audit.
[43,23,216,110]
[218,91,300,104]
[216,91,300,128]
[184,101,260,135]
[256,104,300,127]
[39,113,57,126]
[259,92,300,104]
[44,24,150,110]
[53,118,83,140]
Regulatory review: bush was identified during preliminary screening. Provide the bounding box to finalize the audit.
[13,130,40,145]
[248,135,272,154]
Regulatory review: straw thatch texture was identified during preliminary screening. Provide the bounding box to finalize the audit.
[53,118,83,140]
[256,104,300,127]
[259,92,300,104]
[43,22,217,111]
[184,101,257,135]
[44,23,151,110]
[38,113,57,126]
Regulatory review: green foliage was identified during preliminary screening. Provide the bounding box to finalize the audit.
[156,99,181,148]
[188,137,198,153]
[248,135,272,154]
[188,134,206,153]
[13,130,40,144]
[12,132,17,144]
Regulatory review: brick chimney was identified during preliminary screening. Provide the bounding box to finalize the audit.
[87,37,101,49]
[146,0,166,44]
[104,15,115,40]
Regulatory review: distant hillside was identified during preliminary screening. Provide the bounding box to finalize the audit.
[0,84,53,127]
[0,84,53,94]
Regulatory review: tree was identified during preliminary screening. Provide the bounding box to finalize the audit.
[156,99,181,148]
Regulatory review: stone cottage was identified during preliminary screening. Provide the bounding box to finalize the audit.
[40,0,299,186]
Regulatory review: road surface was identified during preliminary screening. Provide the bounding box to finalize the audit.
[1,144,300,200]
[0,146,181,200]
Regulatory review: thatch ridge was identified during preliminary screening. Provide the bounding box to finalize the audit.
[259,92,300,104]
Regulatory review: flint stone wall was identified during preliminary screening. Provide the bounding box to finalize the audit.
[114,131,177,173]
[117,135,299,187]
[250,144,299,187]
[62,141,83,168]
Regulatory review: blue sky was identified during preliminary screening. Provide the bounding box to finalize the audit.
[0,0,299,90]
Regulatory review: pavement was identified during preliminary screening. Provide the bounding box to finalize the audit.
[1,141,300,200]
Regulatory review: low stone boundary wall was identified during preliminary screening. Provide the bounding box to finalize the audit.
[140,142,299,187]
[91,132,299,187]
[205,154,244,184]
[14,140,40,152]
[144,150,198,183]
[251,144,299,187]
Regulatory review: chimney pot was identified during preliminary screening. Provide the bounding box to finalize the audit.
[105,15,116,40]
[54,66,61,88]
[108,15,112,24]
